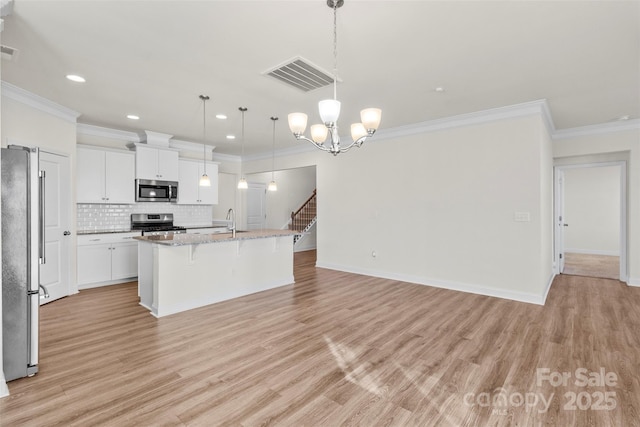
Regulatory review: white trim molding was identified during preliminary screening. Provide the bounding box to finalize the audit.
[77,123,142,143]
[316,261,548,306]
[1,81,80,123]
[553,119,640,140]
[628,278,640,288]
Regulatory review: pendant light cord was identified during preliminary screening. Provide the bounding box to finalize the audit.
[202,97,207,175]
[271,117,278,181]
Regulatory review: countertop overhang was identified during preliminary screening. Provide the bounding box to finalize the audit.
[134,229,299,246]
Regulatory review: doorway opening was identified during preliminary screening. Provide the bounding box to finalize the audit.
[554,162,627,281]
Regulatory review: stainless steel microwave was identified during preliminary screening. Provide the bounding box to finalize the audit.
[135,179,178,202]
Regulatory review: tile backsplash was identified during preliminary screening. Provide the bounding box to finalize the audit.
[77,203,214,232]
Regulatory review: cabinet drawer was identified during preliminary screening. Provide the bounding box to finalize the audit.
[78,232,141,246]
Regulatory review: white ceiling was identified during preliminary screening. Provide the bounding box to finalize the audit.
[1,0,638,156]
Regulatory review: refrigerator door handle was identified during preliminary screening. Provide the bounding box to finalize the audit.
[39,170,46,264]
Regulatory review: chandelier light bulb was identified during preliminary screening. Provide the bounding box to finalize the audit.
[318,99,341,124]
[288,113,308,135]
[311,124,329,143]
[361,108,382,131]
[268,180,278,192]
[350,123,367,142]
[237,178,248,189]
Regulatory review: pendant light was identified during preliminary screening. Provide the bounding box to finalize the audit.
[198,94,211,187]
[238,107,248,189]
[268,116,278,192]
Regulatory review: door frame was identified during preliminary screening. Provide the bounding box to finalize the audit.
[553,161,627,282]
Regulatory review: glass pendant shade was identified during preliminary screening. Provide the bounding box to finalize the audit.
[237,178,248,189]
[319,99,341,124]
[361,108,382,131]
[199,174,211,187]
[310,124,329,143]
[288,113,308,134]
[268,180,278,192]
[350,123,367,141]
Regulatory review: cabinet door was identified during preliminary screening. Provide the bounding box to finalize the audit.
[157,149,179,181]
[77,148,106,203]
[178,160,199,204]
[77,245,112,285]
[105,151,135,203]
[198,162,218,204]
[135,145,159,180]
[111,242,138,280]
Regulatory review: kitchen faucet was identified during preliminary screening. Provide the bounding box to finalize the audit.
[226,208,236,238]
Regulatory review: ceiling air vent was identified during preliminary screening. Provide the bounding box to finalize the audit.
[1,45,19,61]
[263,57,336,92]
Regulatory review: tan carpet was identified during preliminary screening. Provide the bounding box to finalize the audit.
[563,252,619,280]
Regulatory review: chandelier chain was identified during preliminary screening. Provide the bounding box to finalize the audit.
[332,0,338,100]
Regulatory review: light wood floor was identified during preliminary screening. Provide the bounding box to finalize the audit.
[2,250,639,426]
[563,252,620,281]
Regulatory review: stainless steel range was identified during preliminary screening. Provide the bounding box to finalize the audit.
[131,213,187,236]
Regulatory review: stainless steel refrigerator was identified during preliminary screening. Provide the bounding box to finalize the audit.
[2,145,48,381]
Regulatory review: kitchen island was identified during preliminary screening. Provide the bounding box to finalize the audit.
[135,230,298,317]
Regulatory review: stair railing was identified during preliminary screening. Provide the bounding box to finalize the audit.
[290,189,317,232]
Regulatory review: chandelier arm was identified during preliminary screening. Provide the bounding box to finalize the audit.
[295,135,331,152]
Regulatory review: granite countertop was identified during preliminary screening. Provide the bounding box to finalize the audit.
[134,229,299,246]
[77,229,138,235]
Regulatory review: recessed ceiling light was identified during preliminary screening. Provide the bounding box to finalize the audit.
[618,115,630,121]
[66,74,86,83]
[127,115,140,120]
[216,114,227,120]
[434,87,445,93]
[226,135,236,140]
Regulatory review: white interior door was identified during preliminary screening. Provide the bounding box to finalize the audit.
[39,151,71,304]
[555,169,566,273]
[246,182,266,230]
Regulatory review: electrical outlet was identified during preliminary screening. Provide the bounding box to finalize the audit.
[514,212,531,222]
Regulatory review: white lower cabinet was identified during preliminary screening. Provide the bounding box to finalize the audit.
[77,232,140,288]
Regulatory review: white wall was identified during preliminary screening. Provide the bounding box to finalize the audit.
[244,111,554,304]
[563,166,620,255]
[554,125,639,284]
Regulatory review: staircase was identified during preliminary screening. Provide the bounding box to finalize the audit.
[290,189,317,245]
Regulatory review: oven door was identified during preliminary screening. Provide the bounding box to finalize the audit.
[135,179,178,202]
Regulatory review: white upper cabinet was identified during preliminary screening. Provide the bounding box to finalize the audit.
[77,147,135,204]
[135,145,179,181]
[178,159,218,205]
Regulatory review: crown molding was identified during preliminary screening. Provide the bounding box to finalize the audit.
[170,138,216,154]
[553,119,640,140]
[1,81,81,123]
[374,99,554,143]
[77,123,143,142]
[212,152,241,163]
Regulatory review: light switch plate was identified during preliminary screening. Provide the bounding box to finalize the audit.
[514,212,531,222]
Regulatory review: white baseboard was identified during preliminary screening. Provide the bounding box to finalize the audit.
[564,248,620,256]
[315,262,547,305]
[0,373,9,398]
[628,278,640,287]
[78,277,137,290]
[541,272,557,305]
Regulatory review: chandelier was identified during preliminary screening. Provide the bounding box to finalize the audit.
[288,0,381,156]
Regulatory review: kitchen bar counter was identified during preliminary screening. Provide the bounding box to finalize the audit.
[136,229,297,317]
[134,229,297,246]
